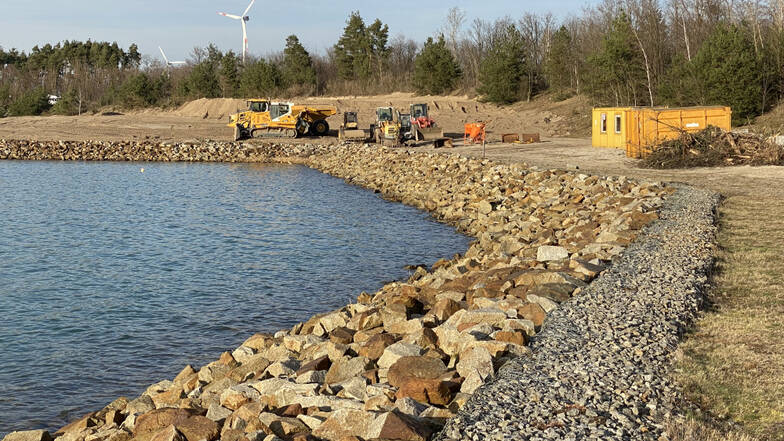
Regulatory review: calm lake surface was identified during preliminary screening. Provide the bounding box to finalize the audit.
[0,161,471,435]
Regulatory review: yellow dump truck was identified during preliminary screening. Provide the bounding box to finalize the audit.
[228,99,337,140]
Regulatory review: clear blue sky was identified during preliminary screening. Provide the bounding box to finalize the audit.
[0,0,597,63]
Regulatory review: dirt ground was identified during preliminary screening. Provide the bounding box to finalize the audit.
[0,93,590,143]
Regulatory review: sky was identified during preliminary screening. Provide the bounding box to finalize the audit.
[0,0,598,63]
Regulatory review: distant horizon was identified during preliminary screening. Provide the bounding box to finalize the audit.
[0,0,597,64]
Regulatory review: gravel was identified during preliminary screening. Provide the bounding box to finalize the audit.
[437,184,720,440]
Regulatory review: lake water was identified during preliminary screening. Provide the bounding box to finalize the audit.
[0,161,471,435]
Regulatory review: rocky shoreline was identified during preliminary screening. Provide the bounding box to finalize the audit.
[1,141,714,441]
[0,139,325,163]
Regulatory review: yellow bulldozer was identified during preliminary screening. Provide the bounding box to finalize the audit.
[338,111,369,142]
[228,99,337,141]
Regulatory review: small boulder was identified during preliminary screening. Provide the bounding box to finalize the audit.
[536,246,569,262]
[377,342,424,369]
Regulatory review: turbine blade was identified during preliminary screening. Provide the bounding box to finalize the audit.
[158,46,169,63]
[218,12,242,19]
[243,0,256,17]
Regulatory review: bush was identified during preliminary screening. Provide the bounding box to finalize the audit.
[51,89,85,115]
[8,87,51,116]
[115,73,170,108]
[0,83,11,117]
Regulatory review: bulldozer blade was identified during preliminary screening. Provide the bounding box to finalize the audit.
[414,127,445,142]
[339,128,369,142]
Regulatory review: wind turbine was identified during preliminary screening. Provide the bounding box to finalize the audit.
[218,0,256,64]
[158,47,186,69]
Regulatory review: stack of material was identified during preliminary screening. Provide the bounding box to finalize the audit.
[642,126,784,169]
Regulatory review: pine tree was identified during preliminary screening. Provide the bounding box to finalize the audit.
[334,12,370,80]
[413,36,461,95]
[332,12,388,81]
[691,23,763,123]
[282,35,316,88]
[220,51,241,98]
[658,55,700,107]
[584,13,649,106]
[544,26,575,98]
[240,59,282,97]
[477,25,526,104]
[367,19,389,79]
[185,62,221,99]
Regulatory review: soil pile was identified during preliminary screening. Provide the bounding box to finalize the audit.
[642,126,784,169]
[174,98,246,120]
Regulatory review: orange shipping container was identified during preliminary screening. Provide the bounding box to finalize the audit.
[591,106,732,158]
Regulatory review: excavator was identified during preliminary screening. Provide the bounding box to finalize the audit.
[228,99,336,141]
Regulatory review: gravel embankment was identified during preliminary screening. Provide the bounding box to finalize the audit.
[437,185,719,440]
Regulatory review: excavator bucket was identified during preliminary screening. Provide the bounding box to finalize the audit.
[412,126,444,142]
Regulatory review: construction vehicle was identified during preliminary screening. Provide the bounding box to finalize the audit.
[408,103,444,141]
[228,99,337,141]
[399,112,413,141]
[370,107,402,146]
[338,111,369,142]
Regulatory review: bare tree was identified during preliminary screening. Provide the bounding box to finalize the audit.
[442,7,466,54]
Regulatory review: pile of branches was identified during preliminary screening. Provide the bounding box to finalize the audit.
[641,126,784,169]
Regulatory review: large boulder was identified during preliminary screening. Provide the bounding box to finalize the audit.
[387,356,448,388]
[324,356,373,385]
[133,409,219,441]
[456,346,494,380]
[311,408,378,440]
[395,378,455,406]
[367,411,435,441]
[2,431,53,441]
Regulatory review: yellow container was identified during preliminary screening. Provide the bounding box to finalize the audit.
[591,106,732,158]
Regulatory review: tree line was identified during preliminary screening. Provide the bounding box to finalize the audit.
[1,2,782,124]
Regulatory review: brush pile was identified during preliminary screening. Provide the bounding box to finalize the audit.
[641,126,784,169]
